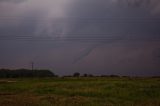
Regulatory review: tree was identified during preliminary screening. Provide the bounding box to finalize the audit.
[83,74,88,77]
[0,68,56,78]
[73,72,80,77]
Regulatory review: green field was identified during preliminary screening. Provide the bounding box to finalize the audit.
[0,77,160,106]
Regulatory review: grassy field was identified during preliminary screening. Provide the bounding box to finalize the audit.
[0,77,160,106]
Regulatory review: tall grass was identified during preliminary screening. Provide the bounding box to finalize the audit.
[0,77,160,106]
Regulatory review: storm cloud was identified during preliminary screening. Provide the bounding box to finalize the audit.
[0,0,160,76]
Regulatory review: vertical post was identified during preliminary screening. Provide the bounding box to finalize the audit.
[31,62,34,71]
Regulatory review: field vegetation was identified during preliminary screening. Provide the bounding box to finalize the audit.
[0,77,160,106]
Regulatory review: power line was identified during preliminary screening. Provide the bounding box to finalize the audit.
[0,16,160,23]
[0,16,160,19]
[0,36,160,41]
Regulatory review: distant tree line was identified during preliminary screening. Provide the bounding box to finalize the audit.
[64,72,123,78]
[0,69,56,78]
[2,69,158,78]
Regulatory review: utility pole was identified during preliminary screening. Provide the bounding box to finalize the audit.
[31,62,34,71]
[31,61,37,77]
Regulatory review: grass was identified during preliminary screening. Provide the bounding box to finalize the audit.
[0,77,160,106]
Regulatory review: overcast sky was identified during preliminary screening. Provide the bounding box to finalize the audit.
[0,0,160,76]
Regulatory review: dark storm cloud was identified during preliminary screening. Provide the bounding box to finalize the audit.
[0,0,160,76]
[66,0,160,63]
[67,0,160,35]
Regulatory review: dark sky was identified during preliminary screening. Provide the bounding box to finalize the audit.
[0,0,160,76]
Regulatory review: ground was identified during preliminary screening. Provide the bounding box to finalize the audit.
[0,77,160,106]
